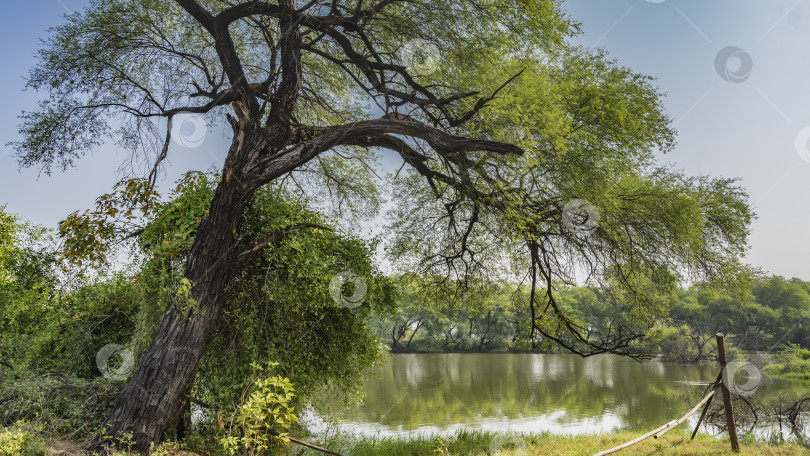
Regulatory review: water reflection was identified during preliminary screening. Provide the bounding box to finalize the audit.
[330,353,809,437]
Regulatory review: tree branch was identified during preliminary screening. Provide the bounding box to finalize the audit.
[248,115,522,190]
[174,0,260,116]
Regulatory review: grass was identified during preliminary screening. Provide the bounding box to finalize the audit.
[763,362,810,380]
[0,427,805,455]
[293,429,810,456]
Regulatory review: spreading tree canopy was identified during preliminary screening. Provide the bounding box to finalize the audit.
[12,0,752,451]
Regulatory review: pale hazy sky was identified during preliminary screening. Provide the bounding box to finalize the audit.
[1,1,810,279]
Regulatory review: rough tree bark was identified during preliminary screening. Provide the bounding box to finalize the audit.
[6,0,752,448]
[87,2,524,450]
[52,0,703,451]
[96,147,252,448]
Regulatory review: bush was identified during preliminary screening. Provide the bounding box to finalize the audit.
[22,276,141,378]
[219,363,298,456]
[763,344,810,380]
[0,422,44,456]
[0,370,122,441]
[657,325,698,363]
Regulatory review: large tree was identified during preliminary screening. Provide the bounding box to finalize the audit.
[13,0,752,451]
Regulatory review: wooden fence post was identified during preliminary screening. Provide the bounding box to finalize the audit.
[716,333,740,452]
[691,370,722,440]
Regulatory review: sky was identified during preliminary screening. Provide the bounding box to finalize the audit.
[1,1,810,279]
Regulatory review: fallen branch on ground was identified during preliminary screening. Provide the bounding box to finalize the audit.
[593,383,720,456]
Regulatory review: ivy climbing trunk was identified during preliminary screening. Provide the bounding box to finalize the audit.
[94,175,248,452]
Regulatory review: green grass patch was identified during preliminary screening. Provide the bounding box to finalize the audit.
[9,427,810,455]
[289,429,810,456]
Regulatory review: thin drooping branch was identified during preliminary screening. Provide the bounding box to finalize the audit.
[148,115,174,185]
[527,240,647,359]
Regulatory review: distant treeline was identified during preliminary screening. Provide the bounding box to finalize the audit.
[370,275,810,363]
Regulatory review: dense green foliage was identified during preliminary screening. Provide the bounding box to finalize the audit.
[0,207,62,370]
[0,422,44,456]
[0,180,395,433]
[763,344,810,380]
[1,0,782,451]
[372,275,810,365]
[13,0,754,360]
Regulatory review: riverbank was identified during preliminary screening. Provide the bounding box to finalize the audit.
[7,428,807,455]
[312,429,807,455]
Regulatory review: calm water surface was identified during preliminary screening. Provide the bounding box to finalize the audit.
[328,353,809,437]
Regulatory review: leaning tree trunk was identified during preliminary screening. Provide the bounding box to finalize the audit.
[93,173,248,452]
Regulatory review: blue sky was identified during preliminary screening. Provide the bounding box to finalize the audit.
[2,1,810,279]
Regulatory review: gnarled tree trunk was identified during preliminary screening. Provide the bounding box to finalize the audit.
[94,171,248,451]
[84,1,530,452]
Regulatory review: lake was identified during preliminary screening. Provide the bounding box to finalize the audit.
[318,353,809,438]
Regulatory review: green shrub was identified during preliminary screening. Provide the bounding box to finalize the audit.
[0,370,122,440]
[219,363,298,456]
[657,325,698,363]
[0,422,44,456]
[763,344,810,380]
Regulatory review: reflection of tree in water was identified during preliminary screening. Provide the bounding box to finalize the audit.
[346,354,702,431]
[341,354,810,436]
